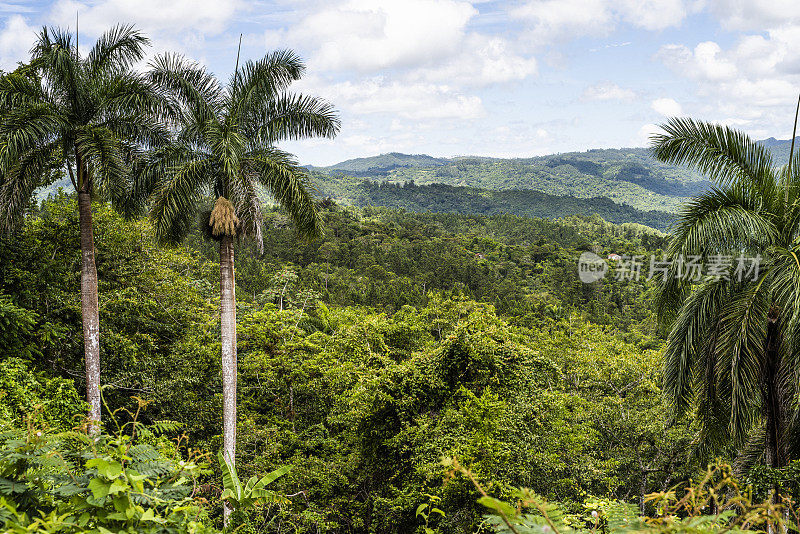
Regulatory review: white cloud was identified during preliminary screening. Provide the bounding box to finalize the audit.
[512,0,613,44]
[0,15,36,71]
[617,0,686,30]
[658,41,738,81]
[651,98,683,116]
[706,0,800,31]
[656,3,800,141]
[296,0,477,72]
[512,0,687,44]
[409,34,537,86]
[48,0,242,37]
[321,77,485,120]
[582,81,636,101]
[636,123,663,146]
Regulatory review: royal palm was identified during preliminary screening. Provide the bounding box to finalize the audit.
[0,26,170,428]
[651,118,800,469]
[147,51,338,491]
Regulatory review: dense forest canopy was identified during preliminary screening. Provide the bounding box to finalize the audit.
[1,192,795,533]
[3,22,800,534]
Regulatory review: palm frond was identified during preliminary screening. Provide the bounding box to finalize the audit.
[0,103,65,171]
[148,53,222,127]
[31,27,81,106]
[663,278,729,416]
[716,279,771,443]
[87,24,149,75]
[149,153,211,243]
[0,140,61,234]
[0,71,48,109]
[243,147,322,240]
[667,185,777,257]
[249,92,340,145]
[230,49,304,113]
[227,168,263,250]
[651,117,777,199]
[97,72,181,130]
[76,125,129,208]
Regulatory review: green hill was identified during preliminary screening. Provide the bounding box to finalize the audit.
[307,152,449,176]
[310,175,675,230]
[35,139,800,231]
[760,136,800,164]
[307,138,800,227]
[310,148,709,213]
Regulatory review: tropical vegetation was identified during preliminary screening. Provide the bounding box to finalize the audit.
[145,48,338,521]
[0,24,171,428]
[3,22,800,534]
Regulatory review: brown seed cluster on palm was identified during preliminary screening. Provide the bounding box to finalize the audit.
[210,197,239,237]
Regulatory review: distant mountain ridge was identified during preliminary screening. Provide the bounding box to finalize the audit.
[311,137,800,176]
[307,152,450,176]
[308,138,800,214]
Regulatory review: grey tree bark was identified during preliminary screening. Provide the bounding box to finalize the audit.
[220,234,237,525]
[78,190,101,432]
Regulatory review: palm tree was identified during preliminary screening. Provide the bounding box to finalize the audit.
[146,50,339,497]
[650,117,800,470]
[0,26,171,429]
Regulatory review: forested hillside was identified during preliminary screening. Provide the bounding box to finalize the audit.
[1,194,696,532]
[311,177,676,230]
[310,148,709,213]
[308,139,799,228]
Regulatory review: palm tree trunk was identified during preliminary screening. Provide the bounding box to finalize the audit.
[78,191,102,432]
[764,313,784,470]
[220,234,237,525]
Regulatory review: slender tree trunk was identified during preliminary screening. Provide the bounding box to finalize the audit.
[220,234,237,525]
[764,312,784,470]
[78,191,101,431]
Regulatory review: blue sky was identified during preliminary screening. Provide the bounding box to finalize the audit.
[1,0,799,165]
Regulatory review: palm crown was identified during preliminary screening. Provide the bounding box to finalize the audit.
[148,50,339,246]
[651,117,800,467]
[0,25,171,229]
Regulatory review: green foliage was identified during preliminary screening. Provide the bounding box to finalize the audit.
[218,449,290,520]
[0,195,698,533]
[0,194,221,438]
[451,459,795,534]
[0,358,84,431]
[0,294,39,359]
[0,415,217,533]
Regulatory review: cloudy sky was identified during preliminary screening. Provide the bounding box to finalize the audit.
[1,0,799,165]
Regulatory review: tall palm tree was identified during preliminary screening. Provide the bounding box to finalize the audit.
[650,117,800,470]
[0,26,171,429]
[147,51,339,492]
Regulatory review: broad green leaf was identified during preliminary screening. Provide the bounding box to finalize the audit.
[218,449,242,500]
[87,458,123,480]
[108,478,129,495]
[88,478,111,500]
[477,496,517,518]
